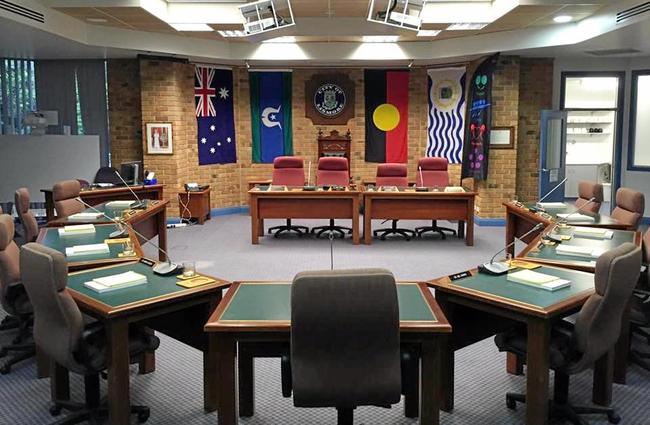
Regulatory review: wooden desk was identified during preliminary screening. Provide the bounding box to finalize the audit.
[363,187,475,246]
[52,261,230,425]
[429,266,613,425]
[205,281,451,425]
[504,201,630,256]
[41,184,164,222]
[47,200,168,262]
[178,187,211,225]
[248,187,361,245]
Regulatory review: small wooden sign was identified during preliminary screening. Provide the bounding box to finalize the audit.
[305,73,355,125]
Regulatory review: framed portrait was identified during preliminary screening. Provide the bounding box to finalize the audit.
[490,126,514,149]
[146,123,173,154]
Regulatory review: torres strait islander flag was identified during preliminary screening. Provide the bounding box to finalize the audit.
[364,69,410,163]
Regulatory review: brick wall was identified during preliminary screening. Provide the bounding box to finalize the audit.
[107,59,142,167]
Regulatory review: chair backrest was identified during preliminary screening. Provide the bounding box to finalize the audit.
[570,243,641,371]
[52,180,84,218]
[417,157,450,187]
[14,188,38,243]
[376,163,408,187]
[0,215,21,312]
[20,243,85,373]
[575,181,603,214]
[93,166,122,185]
[316,157,349,186]
[291,268,401,409]
[272,156,305,187]
[611,188,645,229]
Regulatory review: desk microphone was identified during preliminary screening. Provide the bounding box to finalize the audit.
[478,223,545,275]
[303,161,316,191]
[416,166,427,192]
[556,197,596,225]
[530,177,568,212]
[75,198,181,276]
[539,198,596,244]
[114,170,147,209]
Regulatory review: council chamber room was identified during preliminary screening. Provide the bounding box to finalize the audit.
[1,1,650,425]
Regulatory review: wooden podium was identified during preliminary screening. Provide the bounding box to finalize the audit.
[317,130,351,171]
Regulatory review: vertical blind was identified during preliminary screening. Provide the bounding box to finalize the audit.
[0,59,36,135]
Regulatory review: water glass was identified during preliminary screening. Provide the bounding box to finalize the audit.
[182,261,196,278]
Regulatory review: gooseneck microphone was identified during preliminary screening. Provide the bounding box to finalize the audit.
[531,177,568,211]
[478,223,545,275]
[113,170,147,209]
[75,198,181,276]
[303,161,316,191]
[556,197,596,224]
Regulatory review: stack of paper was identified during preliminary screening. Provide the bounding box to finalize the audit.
[58,224,96,236]
[65,243,110,257]
[537,202,566,209]
[507,270,571,291]
[105,200,134,208]
[83,271,147,293]
[68,212,103,221]
[556,244,605,259]
[444,186,465,193]
[557,213,596,223]
[573,227,614,239]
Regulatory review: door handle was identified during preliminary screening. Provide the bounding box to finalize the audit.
[542,168,549,172]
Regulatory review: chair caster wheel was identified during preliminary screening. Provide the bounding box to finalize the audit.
[49,404,62,416]
[608,412,621,424]
[506,396,517,410]
[137,409,150,423]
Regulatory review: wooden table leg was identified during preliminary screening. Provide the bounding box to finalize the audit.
[457,221,465,239]
[526,318,550,425]
[107,320,131,425]
[613,301,631,385]
[216,333,237,425]
[204,334,218,412]
[466,203,474,246]
[50,361,69,402]
[138,327,156,374]
[436,294,454,412]
[238,344,254,417]
[593,349,614,406]
[363,197,372,245]
[419,337,440,425]
[157,207,168,262]
[352,197,360,245]
[36,345,50,379]
[258,219,264,237]
[251,197,259,244]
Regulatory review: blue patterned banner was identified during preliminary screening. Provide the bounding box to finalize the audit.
[426,67,466,163]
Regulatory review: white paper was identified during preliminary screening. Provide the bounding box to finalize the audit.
[65,243,110,256]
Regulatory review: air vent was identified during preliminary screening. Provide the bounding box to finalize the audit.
[585,48,643,56]
[0,0,44,23]
[616,2,650,24]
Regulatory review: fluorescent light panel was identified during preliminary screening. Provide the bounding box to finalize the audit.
[362,35,400,43]
[169,23,213,31]
[553,15,573,23]
[446,22,489,31]
[416,30,441,37]
[218,29,247,37]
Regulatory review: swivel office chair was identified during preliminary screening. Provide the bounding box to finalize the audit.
[20,243,159,424]
[373,163,416,240]
[495,243,641,425]
[310,157,352,238]
[0,215,35,374]
[93,166,122,185]
[630,229,650,371]
[575,181,603,214]
[14,188,39,243]
[52,180,85,219]
[414,157,458,239]
[285,269,402,424]
[611,188,645,230]
[268,156,309,237]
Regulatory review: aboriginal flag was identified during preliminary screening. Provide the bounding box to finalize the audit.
[364,70,409,163]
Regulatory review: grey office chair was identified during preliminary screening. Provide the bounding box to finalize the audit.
[20,243,159,424]
[495,242,641,425]
[285,269,402,424]
[52,180,85,219]
[0,215,34,374]
[15,188,39,243]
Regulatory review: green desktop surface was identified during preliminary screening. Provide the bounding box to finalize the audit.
[523,203,619,226]
[81,202,133,221]
[452,266,594,309]
[67,262,186,308]
[41,225,127,263]
[220,282,436,322]
[526,228,635,265]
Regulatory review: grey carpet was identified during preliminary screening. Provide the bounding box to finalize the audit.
[1,214,649,425]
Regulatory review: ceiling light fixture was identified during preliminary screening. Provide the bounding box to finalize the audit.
[362,35,400,43]
[218,30,247,37]
[416,30,441,37]
[446,23,489,31]
[169,23,213,31]
[553,15,573,23]
[262,36,297,43]
[408,60,414,68]
[86,18,108,23]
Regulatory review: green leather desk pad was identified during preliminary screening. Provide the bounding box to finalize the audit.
[220,283,436,322]
[67,262,185,307]
[524,203,619,226]
[451,266,593,309]
[41,225,126,262]
[526,228,635,265]
[80,202,132,221]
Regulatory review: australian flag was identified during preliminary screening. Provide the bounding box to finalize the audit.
[195,66,236,165]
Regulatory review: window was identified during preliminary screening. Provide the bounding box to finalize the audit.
[628,70,650,170]
[0,59,37,135]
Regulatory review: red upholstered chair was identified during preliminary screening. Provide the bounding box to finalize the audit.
[373,163,416,241]
[268,156,309,237]
[310,157,352,238]
[575,181,603,214]
[414,157,458,239]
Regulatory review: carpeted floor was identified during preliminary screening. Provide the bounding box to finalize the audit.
[1,214,649,425]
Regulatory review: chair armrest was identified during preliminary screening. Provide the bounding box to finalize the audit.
[280,354,292,398]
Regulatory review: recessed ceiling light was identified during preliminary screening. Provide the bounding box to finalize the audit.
[362,35,400,43]
[169,23,213,32]
[553,15,573,23]
[446,23,489,31]
[416,30,441,37]
[218,30,247,37]
[86,18,108,23]
[262,36,297,43]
